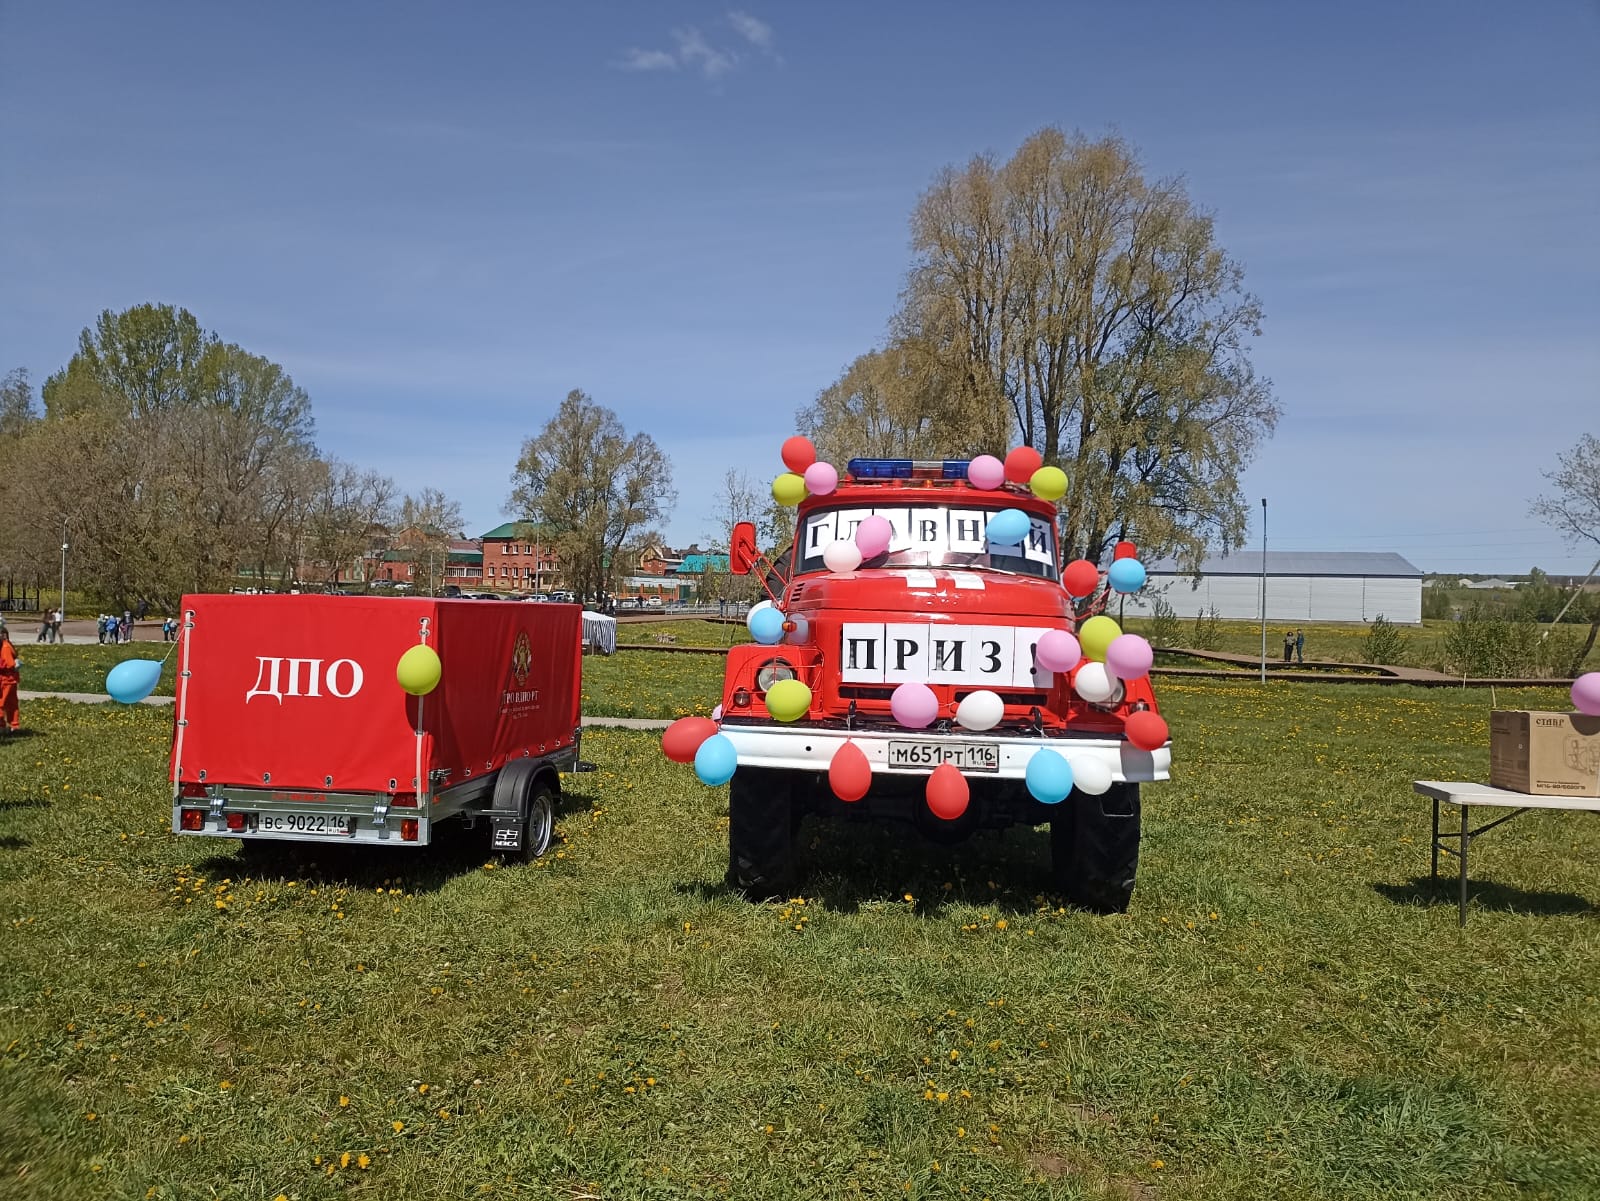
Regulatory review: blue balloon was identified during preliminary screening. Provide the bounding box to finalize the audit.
[694,733,738,786]
[747,605,785,645]
[986,508,1031,547]
[1025,748,1073,804]
[106,658,163,704]
[1107,558,1147,594]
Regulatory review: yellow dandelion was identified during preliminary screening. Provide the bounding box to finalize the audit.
[339,1095,349,1107]
[340,1152,351,1169]
[392,1120,405,1133]
[219,1080,232,1090]
[418,1083,429,1094]
[357,1153,370,1169]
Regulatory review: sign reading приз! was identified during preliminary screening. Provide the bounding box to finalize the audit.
[840,622,1055,688]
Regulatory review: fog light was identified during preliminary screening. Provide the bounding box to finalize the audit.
[400,818,419,842]
[732,688,752,708]
[180,808,204,831]
[225,812,247,831]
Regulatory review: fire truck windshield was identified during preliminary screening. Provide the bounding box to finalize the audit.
[795,502,1059,581]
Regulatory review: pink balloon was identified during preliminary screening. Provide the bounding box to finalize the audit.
[1104,633,1154,680]
[967,455,1005,491]
[890,681,940,729]
[855,515,893,559]
[804,461,838,496]
[1034,629,1081,673]
[1574,672,1600,717]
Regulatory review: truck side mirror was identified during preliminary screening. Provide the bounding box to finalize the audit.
[730,522,758,576]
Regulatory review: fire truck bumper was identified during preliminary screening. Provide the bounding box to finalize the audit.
[718,724,1169,783]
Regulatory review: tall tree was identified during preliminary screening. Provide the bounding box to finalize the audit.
[42,303,215,419]
[1531,432,1600,670]
[394,487,466,593]
[0,367,39,437]
[306,459,398,588]
[808,128,1279,567]
[509,390,674,603]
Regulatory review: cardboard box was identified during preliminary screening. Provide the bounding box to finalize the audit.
[1489,711,1600,797]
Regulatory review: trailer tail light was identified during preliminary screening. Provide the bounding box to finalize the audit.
[390,793,419,809]
[400,819,419,842]
[178,782,207,799]
[179,809,205,831]
[225,812,248,832]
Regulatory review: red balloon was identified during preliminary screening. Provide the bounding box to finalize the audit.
[1062,558,1101,598]
[828,740,872,802]
[662,716,718,764]
[926,763,970,820]
[1124,710,1169,752]
[781,436,817,474]
[1003,446,1043,484]
[1113,540,1138,561]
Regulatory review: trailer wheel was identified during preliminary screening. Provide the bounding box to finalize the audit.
[522,781,555,860]
[726,768,797,900]
[1050,783,1140,914]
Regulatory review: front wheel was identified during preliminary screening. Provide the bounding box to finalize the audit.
[726,768,797,900]
[1050,783,1140,914]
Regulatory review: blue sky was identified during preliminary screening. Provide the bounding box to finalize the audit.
[3,1,1597,573]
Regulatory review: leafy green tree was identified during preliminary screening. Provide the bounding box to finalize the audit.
[42,303,214,419]
[394,487,466,594]
[509,390,674,604]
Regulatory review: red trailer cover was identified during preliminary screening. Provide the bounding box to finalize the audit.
[171,595,582,797]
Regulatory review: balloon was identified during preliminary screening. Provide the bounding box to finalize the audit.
[1071,755,1114,796]
[1078,615,1122,662]
[784,614,810,645]
[985,508,1030,547]
[1029,465,1067,501]
[1004,446,1043,484]
[106,658,162,704]
[967,455,1005,490]
[662,716,718,764]
[772,472,807,507]
[1104,634,1154,681]
[748,605,784,645]
[1062,559,1101,598]
[1034,629,1082,673]
[803,461,838,496]
[954,689,1004,731]
[694,734,738,786]
[1073,661,1118,704]
[1573,672,1600,716]
[1113,540,1138,561]
[1107,558,1146,593]
[1124,710,1169,752]
[1025,748,1073,804]
[764,678,812,722]
[781,435,817,474]
[926,763,969,820]
[823,539,862,573]
[829,740,871,802]
[890,681,940,729]
[855,515,893,559]
[395,644,442,696]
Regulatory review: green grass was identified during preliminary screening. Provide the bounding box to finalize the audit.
[7,642,180,697]
[4,680,1600,1198]
[616,617,748,649]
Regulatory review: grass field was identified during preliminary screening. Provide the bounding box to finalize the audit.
[4,677,1599,1200]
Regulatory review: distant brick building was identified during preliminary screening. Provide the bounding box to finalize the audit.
[368,535,484,588]
[480,523,560,594]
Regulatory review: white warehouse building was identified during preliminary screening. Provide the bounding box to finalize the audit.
[1123,551,1424,625]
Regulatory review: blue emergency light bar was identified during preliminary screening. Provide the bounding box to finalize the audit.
[846,458,970,481]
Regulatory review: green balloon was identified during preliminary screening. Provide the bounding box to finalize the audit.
[1077,615,1122,662]
[764,678,812,722]
[396,644,442,696]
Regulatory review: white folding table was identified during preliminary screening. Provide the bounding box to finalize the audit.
[1413,780,1600,925]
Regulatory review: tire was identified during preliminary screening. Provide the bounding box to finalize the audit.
[726,768,797,900]
[1050,783,1140,914]
[522,781,555,860]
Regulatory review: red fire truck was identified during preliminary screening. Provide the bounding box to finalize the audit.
[169,594,584,858]
[718,457,1170,912]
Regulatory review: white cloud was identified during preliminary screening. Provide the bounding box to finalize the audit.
[671,27,736,79]
[617,47,678,72]
[727,10,774,51]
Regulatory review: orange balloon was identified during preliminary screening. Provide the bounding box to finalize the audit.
[781,436,817,474]
[926,763,970,820]
[662,716,718,764]
[828,740,872,802]
[1003,446,1043,484]
[1124,710,1169,751]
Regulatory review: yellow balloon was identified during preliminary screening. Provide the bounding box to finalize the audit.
[396,643,442,696]
[771,472,807,506]
[1029,465,1068,501]
[764,678,812,722]
[1077,616,1122,662]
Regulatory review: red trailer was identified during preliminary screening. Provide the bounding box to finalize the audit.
[169,594,585,856]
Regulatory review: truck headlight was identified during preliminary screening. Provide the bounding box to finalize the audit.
[756,657,797,692]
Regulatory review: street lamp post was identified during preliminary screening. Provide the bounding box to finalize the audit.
[60,516,69,631]
[1259,498,1267,684]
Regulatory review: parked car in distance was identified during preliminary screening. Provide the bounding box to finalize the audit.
[523,592,551,603]
[645,596,665,608]
[549,591,576,604]
[617,596,641,610]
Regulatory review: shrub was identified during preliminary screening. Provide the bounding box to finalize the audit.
[1145,593,1181,648]
[1191,605,1222,651]
[1421,586,1453,620]
[1363,614,1409,665]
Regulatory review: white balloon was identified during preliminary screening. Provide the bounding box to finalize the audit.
[1071,756,1114,796]
[955,689,1004,731]
[784,615,810,645]
[1073,661,1117,704]
[823,539,863,573]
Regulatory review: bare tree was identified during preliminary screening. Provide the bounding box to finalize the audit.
[395,487,466,594]
[1531,432,1600,670]
[307,459,398,588]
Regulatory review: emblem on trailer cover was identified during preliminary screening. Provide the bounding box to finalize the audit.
[510,631,533,687]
